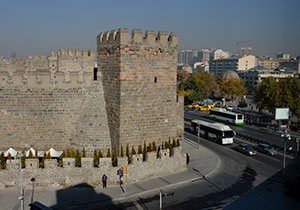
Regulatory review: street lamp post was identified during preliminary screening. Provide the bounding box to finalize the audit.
[281,129,291,175]
[17,153,24,210]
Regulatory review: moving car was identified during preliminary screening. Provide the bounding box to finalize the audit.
[237,143,256,156]
[255,143,277,156]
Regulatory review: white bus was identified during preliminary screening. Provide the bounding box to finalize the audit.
[190,119,235,144]
[209,108,244,125]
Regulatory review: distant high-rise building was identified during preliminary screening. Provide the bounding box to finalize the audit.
[276,52,290,60]
[210,49,231,60]
[198,49,210,62]
[239,47,252,57]
[257,57,280,70]
[238,55,257,71]
[209,57,238,76]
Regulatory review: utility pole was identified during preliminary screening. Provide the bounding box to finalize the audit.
[17,153,24,210]
[281,129,291,175]
[197,125,200,149]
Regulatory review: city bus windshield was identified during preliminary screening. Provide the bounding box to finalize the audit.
[223,130,234,138]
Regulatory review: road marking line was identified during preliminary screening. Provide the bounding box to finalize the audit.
[133,200,144,210]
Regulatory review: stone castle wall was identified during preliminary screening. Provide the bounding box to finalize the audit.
[98,28,182,148]
[0,49,111,154]
[0,147,186,188]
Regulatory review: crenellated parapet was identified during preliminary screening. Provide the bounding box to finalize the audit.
[97,28,178,57]
[0,49,95,87]
[0,148,186,188]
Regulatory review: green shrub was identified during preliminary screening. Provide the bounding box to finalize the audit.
[126,144,130,158]
[0,152,6,169]
[7,152,12,160]
[131,146,136,156]
[71,150,75,158]
[28,150,34,159]
[93,149,99,167]
[138,145,142,154]
[35,149,39,159]
[152,141,157,152]
[21,151,26,168]
[66,148,71,158]
[120,144,124,157]
[46,152,51,159]
[59,151,65,167]
[143,141,147,161]
[82,147,86,157]
[98,149,103,158]
[75,149,81,167]
[172,138,177,148]
[40,153,46,168]
[106,148,111,158]
[148,142,152,152]
[113,146,118,166]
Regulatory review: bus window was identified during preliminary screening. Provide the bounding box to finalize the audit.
[238,115,243,120]
[224,131,234,138]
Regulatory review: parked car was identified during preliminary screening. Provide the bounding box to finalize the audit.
[237,143,257,156]
[255,143,277,156]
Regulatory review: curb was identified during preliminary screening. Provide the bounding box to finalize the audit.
[112,174,203,202]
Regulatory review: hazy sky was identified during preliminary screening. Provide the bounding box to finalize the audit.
[0,0,299,58]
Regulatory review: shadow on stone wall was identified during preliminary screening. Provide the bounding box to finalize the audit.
[50,183,117,210]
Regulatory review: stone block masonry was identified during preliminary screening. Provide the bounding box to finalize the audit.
[0,49,111,155]
[98,28,183,149]
[0,147,186,188]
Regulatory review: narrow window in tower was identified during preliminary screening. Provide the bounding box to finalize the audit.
[154,77,157,83]
[94,68,98,80]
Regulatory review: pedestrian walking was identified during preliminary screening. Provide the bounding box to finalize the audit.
[186,153,190,165]
[102,174,107,189]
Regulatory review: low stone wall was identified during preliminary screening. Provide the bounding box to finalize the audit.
[0,147,186,188]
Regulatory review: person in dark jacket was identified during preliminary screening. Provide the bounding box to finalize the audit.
[102,174,107,188]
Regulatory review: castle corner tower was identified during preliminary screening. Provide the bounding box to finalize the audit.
[97,28,182,148]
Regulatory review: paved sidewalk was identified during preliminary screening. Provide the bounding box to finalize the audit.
[0,138,220,210]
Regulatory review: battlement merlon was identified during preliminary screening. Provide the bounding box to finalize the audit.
[97,28,178,47]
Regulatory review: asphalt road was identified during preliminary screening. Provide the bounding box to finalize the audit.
[112,122,284,209]
[184,109,298,152]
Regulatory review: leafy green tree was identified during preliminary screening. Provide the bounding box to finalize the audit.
[82,147,86,158]
[186,71,219,102]
[254,77,300,128]
[219,78,246,100]
[0,152,6,169]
